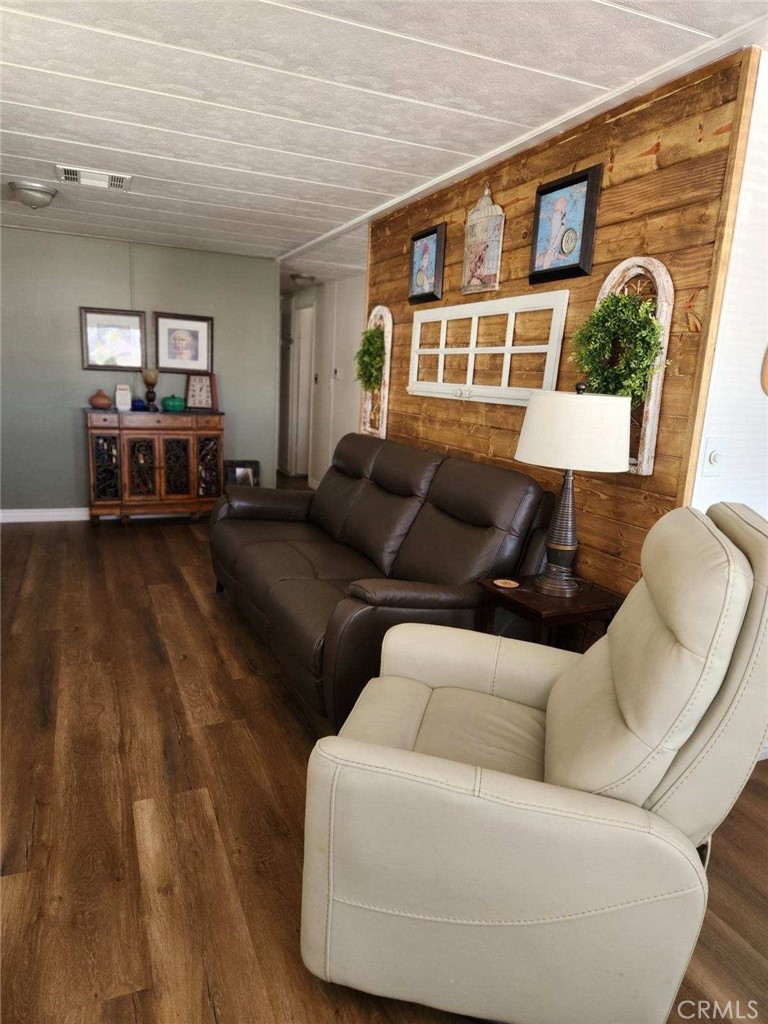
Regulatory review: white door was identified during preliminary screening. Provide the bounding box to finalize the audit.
[290,305,314,477]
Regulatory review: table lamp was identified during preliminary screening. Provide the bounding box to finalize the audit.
[515,386,631,597]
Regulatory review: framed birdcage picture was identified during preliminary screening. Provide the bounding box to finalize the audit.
[462,183,505,295]
[408,223,446,304]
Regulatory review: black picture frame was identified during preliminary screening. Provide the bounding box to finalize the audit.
[224,459,261,488]
[154,312,214,374]
[529,164,602,285]
[80,307,146,371]
[408,222,446,304]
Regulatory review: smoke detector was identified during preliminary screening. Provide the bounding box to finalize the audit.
[55,164,132,192]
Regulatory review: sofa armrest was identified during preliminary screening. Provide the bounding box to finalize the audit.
[302,736,707,1022]
[380,622,581,710]
[223,485,313,521]
[347,579,482,610]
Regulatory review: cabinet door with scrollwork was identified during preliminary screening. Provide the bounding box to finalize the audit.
[196,434,222,499]
[90,433,121,503]
[161,434,195,500]
[122,435,160,503]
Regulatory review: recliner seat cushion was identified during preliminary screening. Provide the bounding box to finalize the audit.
[341,676,545,780]
[392,459,543,584]
[211,519,332,577]
[545,507,754,805]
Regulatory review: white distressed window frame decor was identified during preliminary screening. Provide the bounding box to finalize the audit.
[407,291,569,406]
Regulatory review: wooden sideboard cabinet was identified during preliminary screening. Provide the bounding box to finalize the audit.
[86,410,225,522]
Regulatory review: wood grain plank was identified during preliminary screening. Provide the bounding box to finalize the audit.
[133,787,276,1024]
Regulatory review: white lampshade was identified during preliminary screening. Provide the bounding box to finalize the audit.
[516,390,631,473]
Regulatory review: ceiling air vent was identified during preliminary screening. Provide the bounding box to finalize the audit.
[55,165,132,192]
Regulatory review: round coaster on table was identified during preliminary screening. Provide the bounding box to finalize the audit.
[493,578,519,589]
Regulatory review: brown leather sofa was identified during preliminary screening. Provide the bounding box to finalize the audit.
[210,433,549,729]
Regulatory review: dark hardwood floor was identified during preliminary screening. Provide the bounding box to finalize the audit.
[2,520,766,1023]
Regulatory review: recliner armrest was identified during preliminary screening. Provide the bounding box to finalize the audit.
[223,485,313,521]
[347,579,482,610]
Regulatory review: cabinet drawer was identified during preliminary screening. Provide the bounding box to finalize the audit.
[121,413,193,430]
[194,415,224,429]
[88,412,119,428]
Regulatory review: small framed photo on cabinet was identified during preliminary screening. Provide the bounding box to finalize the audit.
[155,312,213,373]
[185,373,218,411]
[408,223,446,304]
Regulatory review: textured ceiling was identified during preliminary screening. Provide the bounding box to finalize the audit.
[0,0,766,288]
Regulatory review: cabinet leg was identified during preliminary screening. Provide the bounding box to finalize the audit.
[216,580,224,594]
[120,515,130,526]
[89,514,100,526]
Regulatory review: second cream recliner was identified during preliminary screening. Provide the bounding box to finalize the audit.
[301,503,768,1024]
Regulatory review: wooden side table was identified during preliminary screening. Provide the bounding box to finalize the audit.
[477,576,623,647]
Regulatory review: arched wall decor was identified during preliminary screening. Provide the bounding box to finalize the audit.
[360,304,393,438]
[596,257,674,476]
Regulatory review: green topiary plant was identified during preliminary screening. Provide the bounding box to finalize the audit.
[570,293,664,407]
[355,326,386,392]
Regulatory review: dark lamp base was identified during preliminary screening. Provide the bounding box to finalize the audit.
[533,564,581,598]
[531,467,581,599]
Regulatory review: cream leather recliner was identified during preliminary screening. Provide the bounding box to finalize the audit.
[301,503,768,1024]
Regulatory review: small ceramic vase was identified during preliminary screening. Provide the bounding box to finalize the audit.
[89,388,112,410]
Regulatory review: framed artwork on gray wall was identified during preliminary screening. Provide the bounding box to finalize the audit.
[154,312,213,373]
[80,307,146,370]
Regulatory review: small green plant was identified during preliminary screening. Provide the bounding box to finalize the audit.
[570,293,664,407]
[355,327,386,392]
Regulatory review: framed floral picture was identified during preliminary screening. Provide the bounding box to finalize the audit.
[529,165,602,284]
[154,312,213,373]
[408,223,446,304]
[81,307,145,370]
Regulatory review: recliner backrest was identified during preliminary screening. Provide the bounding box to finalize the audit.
[544,506,758,842]
[646,503,768,845]
[308,433,385,539]
[391,457,544,584]
[340,441,444,574]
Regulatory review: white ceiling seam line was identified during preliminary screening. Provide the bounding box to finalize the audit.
[0,202,311,245]
[279,17,768,264]
[0,7,527,127]
[0,129,399,199]
[0,62,479,158]
[256,0,611,90]
[0,212,290,250]
[590,0,716,38]
[0,191,322,236]
[0,168,348,225]
[0,223,285,256]
[0,101,432,182]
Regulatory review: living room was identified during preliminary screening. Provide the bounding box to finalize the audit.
[1,3,767,1023]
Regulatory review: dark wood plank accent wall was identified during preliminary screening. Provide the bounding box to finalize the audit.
[367,49,760,595]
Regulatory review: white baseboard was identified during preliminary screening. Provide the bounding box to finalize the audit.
[0,507,91,523]
[308,477,320,490]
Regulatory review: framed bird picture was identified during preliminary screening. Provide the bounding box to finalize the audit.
[408,223,446,304]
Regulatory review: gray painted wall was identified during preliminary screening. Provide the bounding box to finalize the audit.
[1,228,280,508]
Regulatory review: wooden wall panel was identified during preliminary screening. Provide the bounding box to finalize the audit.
[367,50,759,595]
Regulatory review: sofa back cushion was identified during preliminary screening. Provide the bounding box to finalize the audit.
[341,442,444,574]
[391,458,543,584]
[544,507,753,813]
[309,434,384,539]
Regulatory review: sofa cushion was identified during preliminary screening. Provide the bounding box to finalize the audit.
[392,459,542,584]
[235,540,383,608]
[309,433,385,539]
[211,519,332,577]
[340,441,444,574]
[265,578,348,677]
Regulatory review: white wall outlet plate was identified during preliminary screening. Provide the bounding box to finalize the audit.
[700,435,727,477]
